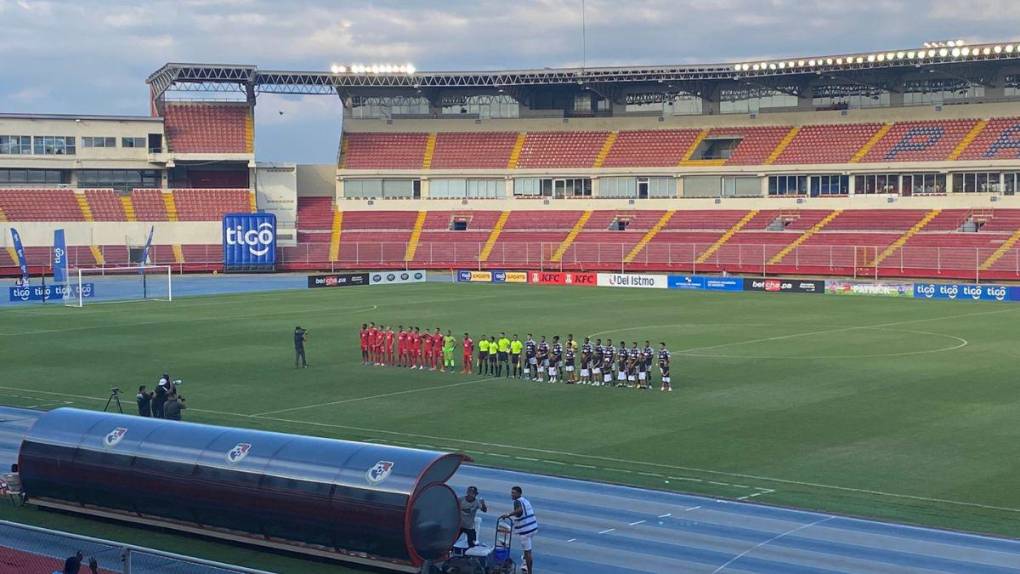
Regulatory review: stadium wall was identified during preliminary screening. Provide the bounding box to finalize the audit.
[0,222,217,247]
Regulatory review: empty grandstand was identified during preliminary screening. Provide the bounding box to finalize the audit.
[4,42,1020,280]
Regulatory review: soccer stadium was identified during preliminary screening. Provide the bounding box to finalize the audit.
[4,15,1020,574]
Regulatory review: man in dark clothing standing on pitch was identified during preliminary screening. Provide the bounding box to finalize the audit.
[294,326,308,368]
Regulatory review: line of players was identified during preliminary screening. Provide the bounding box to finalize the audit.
[499,335,672,391]
[360,323,672,391]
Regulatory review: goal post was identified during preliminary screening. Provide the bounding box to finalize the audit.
[64,265,173,307]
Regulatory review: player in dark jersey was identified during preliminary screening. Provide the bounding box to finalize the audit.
[641,340,655,389]
[536,336,550,382]
[579,337,592,384]
[525,334,537,381]
[590,338,602,386]
[658,342,672,391]
[627,342,641,388]
[616,341,629,386]
[550,336,563,383]
[602,339,615,387]
[564,344,576,383]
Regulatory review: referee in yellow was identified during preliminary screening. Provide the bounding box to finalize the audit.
[478,335,490,375]
[510,334,524,379]
[497,332,511,378]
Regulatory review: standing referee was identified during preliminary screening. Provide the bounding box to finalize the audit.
[294,326,308,368]
[497,332,511,378]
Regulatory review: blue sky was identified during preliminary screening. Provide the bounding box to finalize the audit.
[1,0,1017,163]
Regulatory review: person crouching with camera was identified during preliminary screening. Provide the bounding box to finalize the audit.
[163,392,186,421]
[136,386,153,417]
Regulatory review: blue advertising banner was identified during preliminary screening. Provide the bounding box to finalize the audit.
[913,283,1014,302]
[8,283,94,303]
[223,213,277,268]
[10,229,29,285]
[52,229,67,284]
[667,275,744,292]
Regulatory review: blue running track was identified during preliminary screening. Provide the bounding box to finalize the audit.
[2,407,1019,573]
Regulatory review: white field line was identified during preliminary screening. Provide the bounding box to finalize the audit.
[252,376,501,416]
[4,383,1020,514]
[3,306,1019,515]
[711,516,835,573]
[0,304,380,337]
[671,307,1013,356]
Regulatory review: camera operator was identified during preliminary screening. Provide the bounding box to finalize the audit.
[152,376,170,419]
[163,392,186,421]
[136,385,153,417]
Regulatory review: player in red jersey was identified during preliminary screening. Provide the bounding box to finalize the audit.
[366,322,378,364]
[360,323,370,365]
[422,331,435,371]
[432,327,444,371]
[396,325,407,367]
[411,327,423,369]
[375,326,386,366]
[462,332,474,374]
[384,326,395,366]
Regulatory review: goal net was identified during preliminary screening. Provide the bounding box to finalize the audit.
[64,265,173,307]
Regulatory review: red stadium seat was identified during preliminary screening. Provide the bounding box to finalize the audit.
[164,102,250,154]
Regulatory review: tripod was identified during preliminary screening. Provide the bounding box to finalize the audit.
[104,390,124,413]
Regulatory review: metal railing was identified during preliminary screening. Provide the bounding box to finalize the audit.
[9,242,1020,282]
[0,520,277,574]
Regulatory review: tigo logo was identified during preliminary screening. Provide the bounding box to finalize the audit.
[225,222,275,256]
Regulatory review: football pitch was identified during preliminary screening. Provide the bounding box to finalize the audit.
[2,281,1020,560]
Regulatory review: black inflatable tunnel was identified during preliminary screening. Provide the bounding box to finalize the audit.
[17,408,469,571]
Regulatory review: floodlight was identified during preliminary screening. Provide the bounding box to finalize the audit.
[855,56,864,63]
[778,62,786,69]
[825,58,834,65]
[947,40,956,48]
[994,45,1003,54]
[406,64,416,74]
[797,60,805,66]
[982,47,991,55]
[961,47,971,56]
[951,48,960,57]
[896,51,905,59]
[938,48,948,57]
[808,59,816,66]
[752,64,760,71]
[1007,45,1015,53]
[867,54,876,62]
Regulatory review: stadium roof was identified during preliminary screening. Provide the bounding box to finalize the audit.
[147,40,1020,107]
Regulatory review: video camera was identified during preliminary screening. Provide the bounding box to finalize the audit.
[110,387,120,395]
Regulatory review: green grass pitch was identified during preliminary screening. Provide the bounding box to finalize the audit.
[2,282,1020,570]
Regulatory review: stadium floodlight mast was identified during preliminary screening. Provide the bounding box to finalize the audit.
[731,39,1015,75]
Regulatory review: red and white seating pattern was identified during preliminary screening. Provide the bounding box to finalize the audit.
[516,131,608,168]
[0,189,84,221]
[431,132,518,169]
[601,130,700,167]
[172,189,250,221]
[164,103,250,154]
[342,133,428,169]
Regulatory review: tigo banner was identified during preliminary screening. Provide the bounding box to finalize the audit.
[9,283,94,303]
[826,280,913,297]
[913,283,1013,302]
[370,270,426,285]
[52,229,67,284]
[10,229,29,285]
[596,273,668,289]
[223,213,277,267]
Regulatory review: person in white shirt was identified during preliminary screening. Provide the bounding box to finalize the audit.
[500,485,538,573]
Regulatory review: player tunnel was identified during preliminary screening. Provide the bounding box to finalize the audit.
[17,408,468,572]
